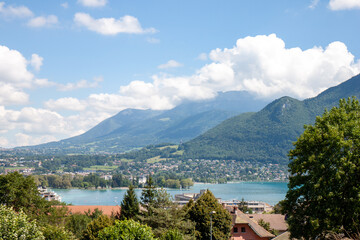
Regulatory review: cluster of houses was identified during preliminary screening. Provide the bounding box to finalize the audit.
[175,190,289,240]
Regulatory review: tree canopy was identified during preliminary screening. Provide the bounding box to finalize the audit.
[0,172,45,212]
[186,190,231,240]
[98,219,155,240]
[283,97,360,239]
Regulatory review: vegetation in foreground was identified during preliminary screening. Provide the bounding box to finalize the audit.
[283,97,360,239]
[0,172,231,240]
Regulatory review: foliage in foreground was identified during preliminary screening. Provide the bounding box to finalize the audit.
[82,214,113,240]
[0,205,44,240]
[98,219,156,240]
[283,97,360,239]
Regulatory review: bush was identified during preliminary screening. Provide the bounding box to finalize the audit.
[98,219,155,240]
[0,205,44,240]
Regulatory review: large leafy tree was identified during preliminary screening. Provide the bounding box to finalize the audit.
[0,172,45,212]
[119,185,139,220]
[283,97,360,239]
[186,190,231,240]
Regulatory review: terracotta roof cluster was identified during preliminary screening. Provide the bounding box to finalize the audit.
[66,205,120,216]
[272,231,290,240]
[233,211,275,238]
[247,214,288,232]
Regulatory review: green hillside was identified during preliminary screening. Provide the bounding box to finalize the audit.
[182,74,360,164]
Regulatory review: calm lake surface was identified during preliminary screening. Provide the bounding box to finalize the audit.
[53,182,288,206]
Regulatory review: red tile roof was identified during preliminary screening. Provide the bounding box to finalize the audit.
[233,211,275,238]
[66,205,120,216]
[247,214,288,232]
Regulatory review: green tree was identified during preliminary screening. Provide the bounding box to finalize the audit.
[0,205,44,240]
[283,97,360,239]
[272,200,284,214]
[180,178,194,189]
[237,198,253,214]
[118,185,139,220]
[187,190,231,240]
[98,219,155,240]
[139,189,195,239]
[141,175,157,215]
[41,224,76,240]
[161,228,184,240]
[82,214,113,240]
[153,188,173,208]
[66,213,92,239]
[0,172,45,212]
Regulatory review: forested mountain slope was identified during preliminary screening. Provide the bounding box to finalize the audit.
[182,74,360,164]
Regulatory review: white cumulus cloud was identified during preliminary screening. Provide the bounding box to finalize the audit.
[78,0,107,7]
[34,78,56,88]
[27,15,58,28]
[329,0,360,10]
[57,77,103,91]
[80,34,360,117]
[0,83,29,105]
[0,2,33,19]
[74,12,157,35]
[0,45,34,88]
[15,133,58,147]
[44,97,87,111]
[158,60,183,69]
[1,34,360,148]
[205,34,360,99]
[29,54,43,71]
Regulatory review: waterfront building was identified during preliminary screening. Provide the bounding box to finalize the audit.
[38,186,62,202]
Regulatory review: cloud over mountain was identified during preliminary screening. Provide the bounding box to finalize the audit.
[90,34,359,112]
[1,34,359,147]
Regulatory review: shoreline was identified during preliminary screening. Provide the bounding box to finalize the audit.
[50,181,288,191]
[52,182,288,206]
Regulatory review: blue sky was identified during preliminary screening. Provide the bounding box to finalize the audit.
[0,0,359,147]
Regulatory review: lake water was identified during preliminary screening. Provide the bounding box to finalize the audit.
[53,182,288,206]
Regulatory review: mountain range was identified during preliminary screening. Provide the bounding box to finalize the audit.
[17,74,360,165]
[20,91,269,154]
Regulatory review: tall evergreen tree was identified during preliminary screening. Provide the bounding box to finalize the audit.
[141,175,156,215]
[118,185,139,220]
[139,188,195,239]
